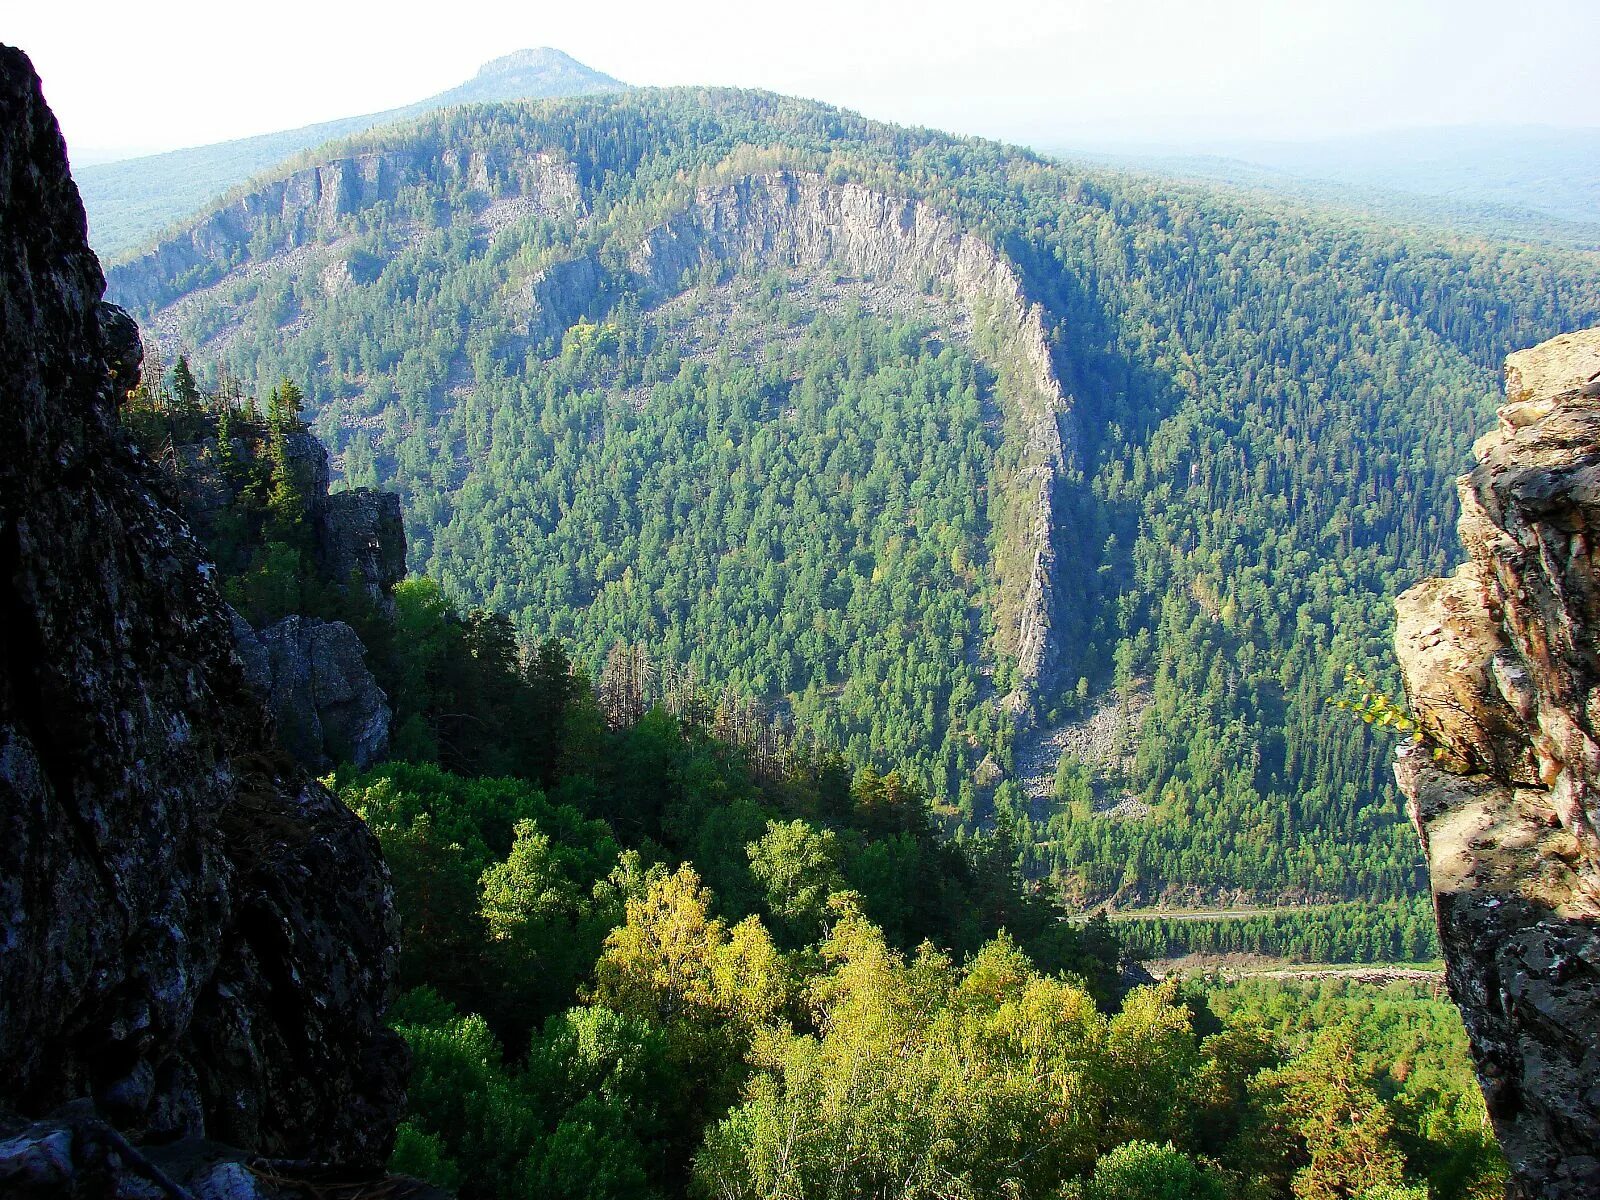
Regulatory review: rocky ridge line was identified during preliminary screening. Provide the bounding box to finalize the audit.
[107,145,586,314]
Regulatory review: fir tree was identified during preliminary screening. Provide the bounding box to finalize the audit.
[264,379,311,550]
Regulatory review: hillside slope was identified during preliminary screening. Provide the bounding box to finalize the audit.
[106,88,1600,910]
[76,47,625,259]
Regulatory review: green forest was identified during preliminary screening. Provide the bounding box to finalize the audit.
[110,87,1600,924]
[1108,899,1439,965]
[115,366,1505,1199]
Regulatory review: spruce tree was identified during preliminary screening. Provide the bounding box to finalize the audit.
[264,379,311,551]
[171,354,201,421]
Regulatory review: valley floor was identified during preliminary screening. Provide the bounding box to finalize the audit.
[1148,952,1445,985]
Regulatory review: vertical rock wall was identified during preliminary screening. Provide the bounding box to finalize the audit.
[1394,328,1600,1199]
[0,43,404,1170]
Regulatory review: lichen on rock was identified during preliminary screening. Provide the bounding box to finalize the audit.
[1394,326,1600,1199]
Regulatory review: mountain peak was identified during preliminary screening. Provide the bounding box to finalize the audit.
[78,45,626,260]
[462,47,626,91]
[475,47,587,77]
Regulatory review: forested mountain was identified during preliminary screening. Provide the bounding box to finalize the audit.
[76,48,625,259]
[106,87,1600,916]
[1045,150,1600,252]
[1180,126,1600,227]
[110,341,1503,1200]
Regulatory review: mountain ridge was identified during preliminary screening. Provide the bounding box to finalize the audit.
[104,84,1600,912]
[1044,124,1600,249]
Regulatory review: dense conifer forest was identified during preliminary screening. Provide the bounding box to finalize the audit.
[1109,898,1440,965]
[112,88,1600,924]
[113,366,1505,1198]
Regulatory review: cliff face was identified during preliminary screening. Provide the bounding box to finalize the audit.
[107,145,585,313]
[1394,328,1600,1199]
[167,415,404,770]
[644,173,1075,708]
[531,170,1077,710]
[233,612,393,770]
[0,42,404,1188]
[318,485,407,615]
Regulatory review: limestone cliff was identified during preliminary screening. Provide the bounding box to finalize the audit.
[1394,328,1600,1199]
[0,42,406,1192]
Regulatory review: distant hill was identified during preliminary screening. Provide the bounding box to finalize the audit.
[1209,126,1600,226]
[1043,125,1600,249]
[76,48,625,259]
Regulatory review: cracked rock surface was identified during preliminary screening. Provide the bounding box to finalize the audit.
[0,41,405,1184]
[1395,326,1600,1199]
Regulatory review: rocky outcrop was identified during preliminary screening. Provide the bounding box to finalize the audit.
[317,486,407,615]
[166,395,404,769]
[176,418,406,619]
[0,41,404,1188]
[1394,327,1600,1199]
[233,612,392,769]
[107,145,585,313]
[527,171,1076,711]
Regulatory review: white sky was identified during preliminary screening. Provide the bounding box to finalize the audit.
[9,0,1599,161]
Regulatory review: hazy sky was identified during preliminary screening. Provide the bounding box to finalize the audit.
[11,0,1599,161]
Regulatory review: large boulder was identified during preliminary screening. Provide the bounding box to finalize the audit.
[0,40,404,1178]
[1394,327,1600,1199]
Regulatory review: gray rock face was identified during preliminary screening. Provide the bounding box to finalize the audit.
[1394,327,1600,1199]
[232,612,391,769]
[0,42,403,1173]
[528,170,1077,714]
[106,145,585,313]
[316,487,407,616]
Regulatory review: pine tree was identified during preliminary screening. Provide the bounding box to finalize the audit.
[264,379,311,550]
[171,354,201,421]
[214,399,246,491]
